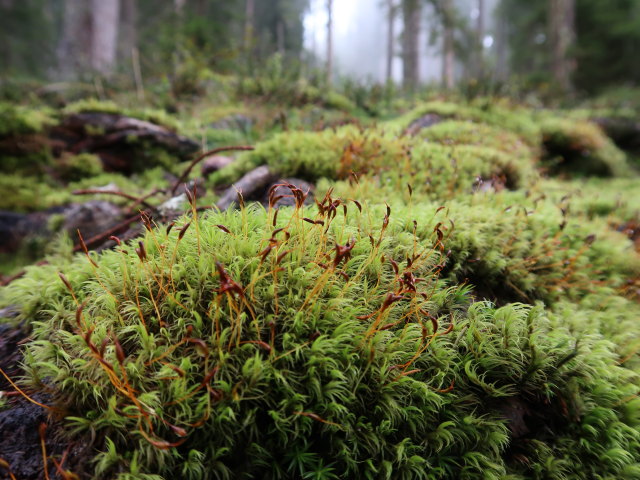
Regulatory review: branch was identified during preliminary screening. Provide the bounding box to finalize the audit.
[72,189,157,211]
[171,145,255,195]
[72,213,144,252]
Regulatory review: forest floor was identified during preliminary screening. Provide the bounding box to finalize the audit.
[1,84,640,479]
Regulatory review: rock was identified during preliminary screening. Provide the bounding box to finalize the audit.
[262,178,315,209]
[52,112,199,174]
[201,155,234,177]
[405,113,444,136]
[0,305,19,320]
[209,114,253,133]
[216,166,276,211]
[592,116,640,155]
[472,175,507,193]
[158,194,188,219]
[0,211,28,252]
[60,201,122,241]
[0,321,93,479]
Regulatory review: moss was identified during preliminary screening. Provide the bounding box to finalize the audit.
[56,153,104,182]
[0,174,59,212]
[204,128,248,148]
[535,177,640,223]
[540,117,630,177]
[323,91,357,112]
[2,96,640,479]
[63,99,182,132]
[2,201,639,479]
[412,120,537,163]
[389,100,541,145]
[0,103,55,175]
[0,167,173,213]
[237,74,356,112]
[0,102,56,137]
[211,126,406,186]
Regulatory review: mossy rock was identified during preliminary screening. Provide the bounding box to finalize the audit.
[63,99,181,132]
[0,103,56,175]
[411,120,537,164]
[540,117,630,177]
[389,100,541,146]
[55,153,104,182]
[210,126,407,186]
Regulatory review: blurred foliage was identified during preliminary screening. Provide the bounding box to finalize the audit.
[499,0,640,94]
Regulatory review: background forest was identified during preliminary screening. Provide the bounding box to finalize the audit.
[2,0,640,100]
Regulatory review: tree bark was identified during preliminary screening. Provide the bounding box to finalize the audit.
[244,0,255,50]
[277,19,285,54]
[174,0,186,14]
[495,7,508,82]
[57,0,92,78]
[386,0,396,84]
[475,0,485,79]
[549,0,575,92]
[441,0,454,89]
[402,0,421,91]
[326,0,333,86]
[90,0,121,75]
[118,0,137,64]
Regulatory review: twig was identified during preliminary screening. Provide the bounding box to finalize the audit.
[171,145,255,195]
[0,261,49,287]
[72,189,157,211]
[72,213,144,252]
[132,47,145,101]
[125,188,165,215]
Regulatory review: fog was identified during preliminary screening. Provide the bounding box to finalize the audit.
[305,0,500,84]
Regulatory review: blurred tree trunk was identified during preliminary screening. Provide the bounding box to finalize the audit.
[441,0,454,89]
[386,0,396,84]
[549,0,575,92]
[277,19,285,54]
[326,0,333,86]
[118,0,137,64]
[475,0,484,79]
[495,10,508,82]
[174,0,186,13]
[57,0,92,78]
[244,0,255,50]
[90,0,121,75]
[402,0,421,91]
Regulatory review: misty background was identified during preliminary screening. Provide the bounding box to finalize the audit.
[0,0,639,98]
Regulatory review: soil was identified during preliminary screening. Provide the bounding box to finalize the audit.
[0,322,92,480]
